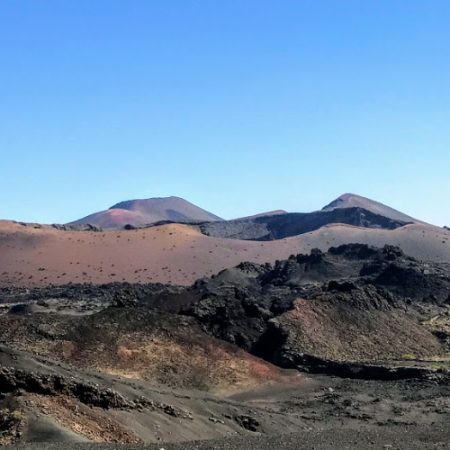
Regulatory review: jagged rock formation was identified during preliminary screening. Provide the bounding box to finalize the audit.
[172,244,450,373]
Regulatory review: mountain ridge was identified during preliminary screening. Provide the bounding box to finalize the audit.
[67,193,425,232]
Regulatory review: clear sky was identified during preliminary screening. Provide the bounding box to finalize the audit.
[1,1,449,226]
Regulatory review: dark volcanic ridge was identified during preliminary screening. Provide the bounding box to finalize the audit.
[197,206,411,241]
[198,192,424,241]
[176,244,450,372]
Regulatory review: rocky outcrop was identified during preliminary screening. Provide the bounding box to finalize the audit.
[51,223,103,232]
[179,244,450,376]
[0,366,132,409]
[279,351,446,381]
[1,282,182,306]
[0,366,191,418]
[234,415,261,432]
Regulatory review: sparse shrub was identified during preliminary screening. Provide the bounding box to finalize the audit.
[0,406,24,444]
[401,353,417,361]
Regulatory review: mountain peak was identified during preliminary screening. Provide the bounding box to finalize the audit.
[70,196,222,229]
[110,196,192,211]
[322,193,366,208]
[322,193,418,224]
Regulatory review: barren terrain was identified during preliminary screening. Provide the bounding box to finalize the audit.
[2,196,450,449]
[1,220,449,288]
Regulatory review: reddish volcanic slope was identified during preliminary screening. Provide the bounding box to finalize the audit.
[1,220,449,288]
[70,196,222,229]
[69,208,148,229]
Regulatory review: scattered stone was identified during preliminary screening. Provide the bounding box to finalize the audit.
[234,415,260,432]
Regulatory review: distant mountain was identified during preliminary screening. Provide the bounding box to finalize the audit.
[198,194,417,241]
[70,196,222,229]
[322,193,419,224]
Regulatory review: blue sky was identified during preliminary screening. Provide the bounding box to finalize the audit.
[1,1,449,225]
